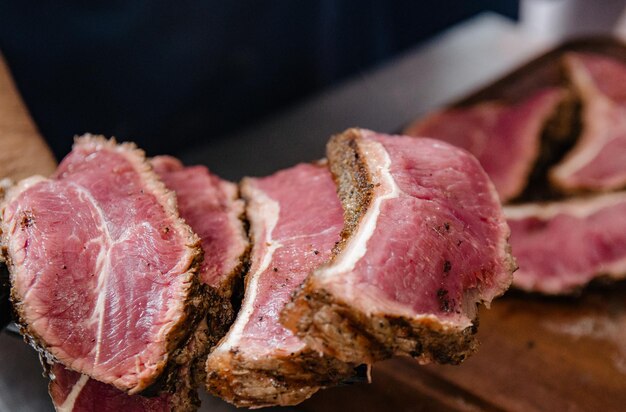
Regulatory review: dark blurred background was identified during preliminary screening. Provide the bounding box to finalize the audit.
[0,1,518,159]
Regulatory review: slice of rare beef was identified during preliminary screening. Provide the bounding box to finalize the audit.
[49,363,173,412]
[0,136,206,394]
[282,129,515,365]
[405,88,565,202]
[550,53,626,192]
[45,156,248,411]
[205,163,355,408]
[48,319,209,412]
[506,192,626,294]
[152,155,249,340]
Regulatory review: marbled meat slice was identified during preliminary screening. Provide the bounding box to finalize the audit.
[205,163,355,408]
[46,156,248,411]
[550,53,626,192]
[152,155,249,339]
[506,192,626,294]
[47,319,209,412]
[49,363,173,412]
[282,129,515,365]
[405,88,564,202]
[0,136,206,394]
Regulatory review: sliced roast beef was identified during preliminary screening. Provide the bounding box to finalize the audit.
[0,136,207,395]
[506,192,626,294]
[405,88,565,202]
[152,155,249,340]
[205,163,355,408]
[550,53,626,192]
[282,129,515,365]
[49,363,172,412]
[48,319,209,412]
[44,156,248,411]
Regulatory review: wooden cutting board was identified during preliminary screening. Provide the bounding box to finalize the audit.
[0,53,56,180]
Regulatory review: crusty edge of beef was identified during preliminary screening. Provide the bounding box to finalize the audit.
[547,53,614,194]
[283,128,505,364]
[203,171,355,408]
[282,278,478,365]
[213,181,251,309]
[1,136,208,395]
[508,88,578,203]
[205,345,356,408]
[325,128,374,254]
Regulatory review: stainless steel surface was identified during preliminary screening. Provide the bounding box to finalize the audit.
[2,12,551,411]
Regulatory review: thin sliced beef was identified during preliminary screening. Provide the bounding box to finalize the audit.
[48,319,209,412]
[405,88,565,202]
[506,192,626,294]
[550,53,626,192]
[46,156,248,411]
[0,136,206,394]
[205,163,355,408]
[49,363,172,412]
[152,155,249,340]
[282,129,515,365]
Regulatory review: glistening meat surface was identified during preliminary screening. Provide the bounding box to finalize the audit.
[506,192,626,294]
[0,136,205,394]
[282,129,515,365]
[46,156,248,411]
[205,163,355,408]
[48,363,171,412]
[550,53,626,192]
[405,88,564,202]
[47,319,209,412]
[152,156,248,340]
[152,156,248,300]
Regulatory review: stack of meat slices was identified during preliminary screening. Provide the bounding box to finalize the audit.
[406,52,626,295]
[0,129,514,411]
[1,137,249,411]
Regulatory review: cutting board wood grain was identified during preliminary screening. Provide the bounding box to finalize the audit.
[0,53,56,180]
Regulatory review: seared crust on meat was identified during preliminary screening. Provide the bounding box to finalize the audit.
[281,279,478,365]
[283,128,501,365]
[205,346,355,408]
[205,168,357,408]
[0,135,209,397]
[325,128,373,253]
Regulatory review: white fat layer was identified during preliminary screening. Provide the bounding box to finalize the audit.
[551,100,619,180]
[213,184,281,353]
[318,138,400,298]
[552,56,625,182]
[56,374,89,412]
[69,182,113,366]
[505,191,626,220]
